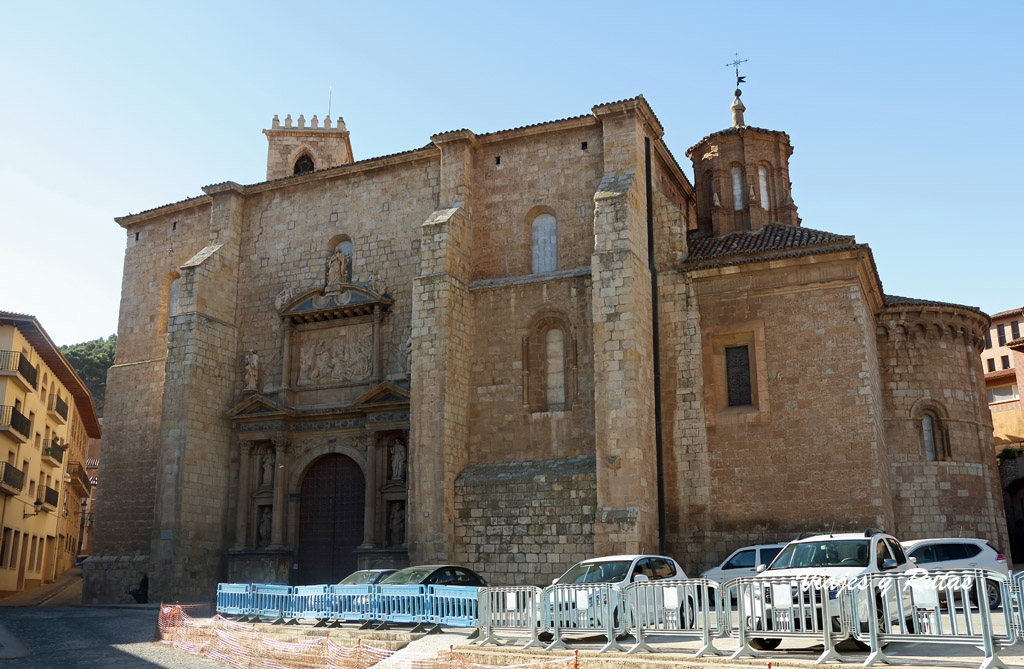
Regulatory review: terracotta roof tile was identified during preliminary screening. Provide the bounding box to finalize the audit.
[684,223,856,264]
[992,307,1024,320]
[883,295,984,315]
[685,125,791,157]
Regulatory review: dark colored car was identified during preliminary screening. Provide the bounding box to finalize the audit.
[337,568,397,585]
[379,564,486,587]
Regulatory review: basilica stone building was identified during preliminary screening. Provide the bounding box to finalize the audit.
[83,93,1007,603]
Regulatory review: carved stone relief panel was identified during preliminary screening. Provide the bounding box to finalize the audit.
[295,323,374,386]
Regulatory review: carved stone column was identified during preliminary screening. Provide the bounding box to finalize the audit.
[269,439,289,549]
[372,305,382,380]
[281,325,291,388]
[234,442,252,549]
[360,439,378,548]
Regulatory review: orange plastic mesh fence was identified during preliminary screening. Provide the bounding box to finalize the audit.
[158,605,577,669]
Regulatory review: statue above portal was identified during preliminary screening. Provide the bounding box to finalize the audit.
[326,246,350,291]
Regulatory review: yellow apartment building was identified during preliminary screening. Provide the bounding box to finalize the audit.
[983,308,1024,448]
[0,311,99,592]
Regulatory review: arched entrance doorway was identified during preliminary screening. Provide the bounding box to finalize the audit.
[297,454,365,584]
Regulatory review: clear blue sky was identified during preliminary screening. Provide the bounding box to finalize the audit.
[2,1,1020,345]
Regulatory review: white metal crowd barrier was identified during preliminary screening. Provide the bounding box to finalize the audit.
[475,586,546,648]
[622,578,726,656]
[726,574,848,664]
[1011,571,1024,640]
[849,569,1016,669]
[543,583,626,653]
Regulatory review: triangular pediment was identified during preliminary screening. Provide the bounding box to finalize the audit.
[352,382,410,407]
[278,284,392,324]
[227,394,294,419]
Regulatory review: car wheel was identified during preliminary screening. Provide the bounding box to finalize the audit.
[985,580,1001,609]
[968,579,1002,610]
[750,637,782,650]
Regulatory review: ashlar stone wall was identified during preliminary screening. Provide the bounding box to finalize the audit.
[877,304,1009,549]
[454,455,596,586]
[684,252,893,573]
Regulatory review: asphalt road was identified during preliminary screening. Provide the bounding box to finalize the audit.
[0,606,224,668]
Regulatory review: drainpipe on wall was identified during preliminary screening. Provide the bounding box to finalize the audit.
[645,137,667,555]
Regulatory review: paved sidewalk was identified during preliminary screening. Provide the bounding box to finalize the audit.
[0,566,84,608]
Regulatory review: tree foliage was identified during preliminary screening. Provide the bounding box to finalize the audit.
[60,334,117,417]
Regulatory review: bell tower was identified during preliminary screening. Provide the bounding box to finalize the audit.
[263,114,354,181]
[685,87,800,236]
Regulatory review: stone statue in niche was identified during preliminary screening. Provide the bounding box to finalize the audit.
[390,439,407,481]
[261,450,275,486]
[389,503,405,546]
[257,507,272,547]
[243,350,259,391]
[326,246,350,291]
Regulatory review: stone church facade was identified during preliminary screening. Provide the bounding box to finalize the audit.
[83,95,1006,603]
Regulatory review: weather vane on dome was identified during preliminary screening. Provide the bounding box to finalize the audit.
[726,53,748,91]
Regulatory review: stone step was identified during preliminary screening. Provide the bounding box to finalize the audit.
[247,620,422,651]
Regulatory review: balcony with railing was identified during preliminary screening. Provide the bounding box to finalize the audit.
[42,439,64,466]
[40,485,59,512]
[0,350,38,392]
[47,393,69,424]
[0,462,25,495]
[0,405,31,443]
[67,461,91,497]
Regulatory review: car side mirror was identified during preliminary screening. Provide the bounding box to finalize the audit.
[633,574,649,583]
[880,558,898,571]
[756,564,767,573]
[908,556,917,564]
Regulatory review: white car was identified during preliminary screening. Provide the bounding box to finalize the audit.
[548,554,687,634]
[701,542,788,585]
[749,530,914,650]
[901,538,1009,608]
[553,554,687,587]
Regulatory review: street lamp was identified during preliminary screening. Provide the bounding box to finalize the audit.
[23,499,43,518]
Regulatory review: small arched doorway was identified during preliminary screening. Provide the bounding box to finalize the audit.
[297,454,364,584]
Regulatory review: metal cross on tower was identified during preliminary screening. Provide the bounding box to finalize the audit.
[726,53,748,88]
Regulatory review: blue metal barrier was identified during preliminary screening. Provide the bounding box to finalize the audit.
[378,585,428,625]
[216,583,252,616]
[430,585,480,627]
[291,584,330,621]
[253,584,293,620]
[329,584,378,622]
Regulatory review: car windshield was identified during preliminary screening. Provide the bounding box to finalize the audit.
[338,570,381,585]
[769,540,870,569]
[559,560,632,583]
[380,568,435,585]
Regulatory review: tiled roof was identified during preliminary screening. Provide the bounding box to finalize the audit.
[1006,337,1024,349]
[683,223,857,266]
[685,125,791,157]
[116,193,210,225]
[883,295,984,315]
[992,307,1024,320]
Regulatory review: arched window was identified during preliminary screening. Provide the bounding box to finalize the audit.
[168,277,180,323]
[294,153,314,175]
[731,167,744,211]
[922,413,937,461]
[545,328,566,409]
[758,166,770,210]
[523,313,575,413]
[531,213,557,274]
